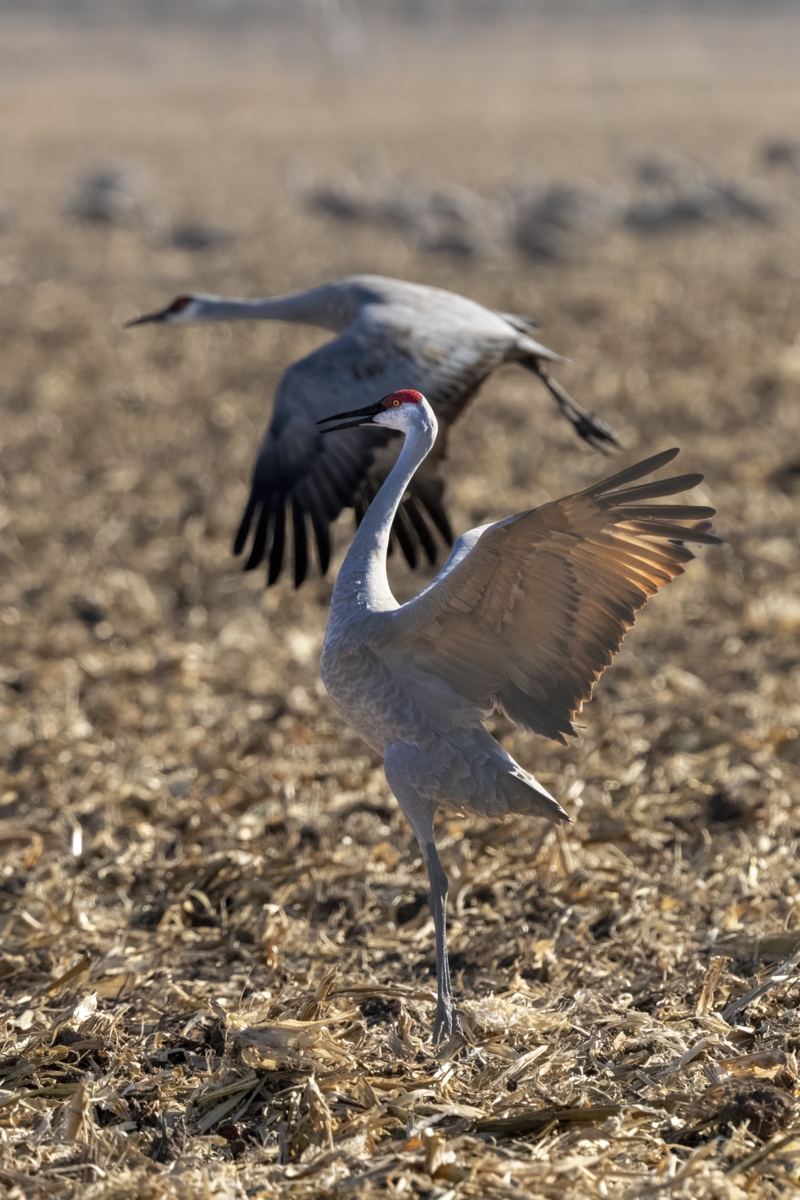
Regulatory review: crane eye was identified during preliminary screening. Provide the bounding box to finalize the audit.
[392,399,401,407]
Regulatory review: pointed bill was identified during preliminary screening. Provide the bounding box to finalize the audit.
[317,397,387,433]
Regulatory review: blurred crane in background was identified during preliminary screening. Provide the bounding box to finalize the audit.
[127,274,619,587]
[316,389,720,1041]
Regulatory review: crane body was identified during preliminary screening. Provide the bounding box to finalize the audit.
[317,388,719,1042]
[128,275,619,587]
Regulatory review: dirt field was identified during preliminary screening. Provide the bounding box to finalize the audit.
[1,12,800,1198]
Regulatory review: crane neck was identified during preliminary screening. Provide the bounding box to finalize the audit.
[329,409,438,627]
[194,282,358,331]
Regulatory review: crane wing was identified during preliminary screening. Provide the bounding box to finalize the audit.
[235,326,513,586]
[234,416,391,586]
[382,449,721,743]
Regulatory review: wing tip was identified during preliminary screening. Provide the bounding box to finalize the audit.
[292,501,309,589]
[588,446,683,498]
[233,495,257,557]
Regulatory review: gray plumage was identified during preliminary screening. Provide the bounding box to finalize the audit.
[126,275,619,587]
[65,163,147,226]
[318,389,720,1042]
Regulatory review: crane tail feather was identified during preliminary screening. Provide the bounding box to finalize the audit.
[501,769,570,823]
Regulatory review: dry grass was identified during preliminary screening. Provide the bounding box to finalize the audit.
[1,13,800,1198]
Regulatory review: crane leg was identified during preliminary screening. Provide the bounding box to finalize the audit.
[383,746,462,1044]
[526,361,621,453]
[424,839,461,1044]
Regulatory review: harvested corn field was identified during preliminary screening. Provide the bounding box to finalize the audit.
[1,11,800,1198]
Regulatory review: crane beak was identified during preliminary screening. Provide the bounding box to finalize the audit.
[124,305,170,328]
[317,398,386,433]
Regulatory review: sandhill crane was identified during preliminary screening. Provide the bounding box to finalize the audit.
[624,153,775,231]
[317,388,719,1042]
[66,163,147,227]
[127,275,619,587]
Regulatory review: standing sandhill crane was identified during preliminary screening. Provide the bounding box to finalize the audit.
[317,389,719,1042]
[126,275,619,587]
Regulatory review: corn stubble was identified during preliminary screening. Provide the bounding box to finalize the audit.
[1,14,800,1199]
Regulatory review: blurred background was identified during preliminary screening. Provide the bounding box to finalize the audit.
[2,1,800,1188]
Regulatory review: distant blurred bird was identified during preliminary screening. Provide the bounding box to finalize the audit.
[305,175,503,258]
[165,222,236,253]
[127,275,619,587]
[625,152,775,231]
[318,388,720,1041]
[65,163,148,227]
[762,138,800,176]
[511,182,623,261]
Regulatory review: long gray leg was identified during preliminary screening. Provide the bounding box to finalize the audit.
[424,838,461,1044]
[383,745,461,1045]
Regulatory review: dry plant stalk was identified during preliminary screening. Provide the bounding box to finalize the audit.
[1,14,800,1200]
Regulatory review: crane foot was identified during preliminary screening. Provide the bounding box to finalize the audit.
[433,996,463,1045]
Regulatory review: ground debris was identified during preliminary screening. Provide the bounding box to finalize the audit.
[2,15,800,1200]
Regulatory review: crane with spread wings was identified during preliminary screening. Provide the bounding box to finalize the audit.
[317,388,719,1042]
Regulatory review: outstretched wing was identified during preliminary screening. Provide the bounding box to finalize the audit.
[382,449,721,743]
[234,415,391,587]
[235,326,509,587]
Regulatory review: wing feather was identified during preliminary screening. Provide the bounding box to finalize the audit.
[235,328,494,585]
[391,503,419,570]
[403,494,439,565]
[291,498,308,589]
[235,296,615,585]
[383,450,721,742]
[233,490,258,556]
[583,447,681,495]
[243,497,271,572]
[268,497,286,586]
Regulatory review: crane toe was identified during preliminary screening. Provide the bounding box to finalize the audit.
[433,997,463,1046]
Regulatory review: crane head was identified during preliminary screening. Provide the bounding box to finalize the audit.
[125,295,198,326]
[317,390,426,433]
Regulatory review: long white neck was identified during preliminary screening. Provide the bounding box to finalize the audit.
[329,408,438,628]
[189,282,358,332]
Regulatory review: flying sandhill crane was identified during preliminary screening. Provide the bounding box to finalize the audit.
[317,389,719,1042]
[127,275,619,588]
